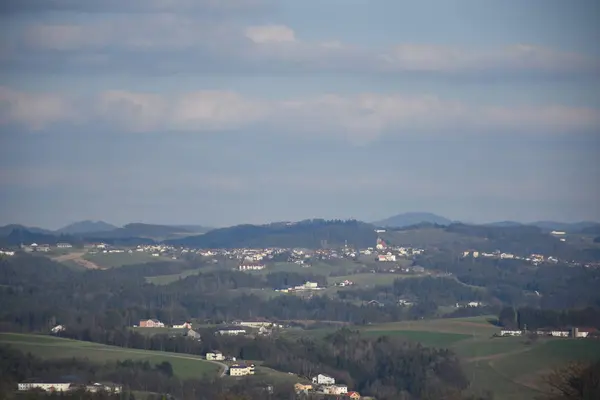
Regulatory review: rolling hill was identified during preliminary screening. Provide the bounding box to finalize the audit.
[57,220,118,234]
[373,212,453,228]
[165,219,378,249]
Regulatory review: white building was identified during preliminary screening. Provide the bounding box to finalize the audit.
[173,322,192,329]
[18,382,73,392]
[500,330,522,336]
[56,243,73,248]
[206,351,224,361]
[377,254,396,262]
[229,364,255,376]
[323,385,348,395]
[312,374,335,385]
[238,263,265,271]
[216,329,246,336]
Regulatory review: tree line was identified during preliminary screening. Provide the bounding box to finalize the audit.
[498,306,600,330]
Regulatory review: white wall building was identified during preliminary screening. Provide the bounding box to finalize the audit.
[206,351,224,361]
[18,383,72,392]
[312,374,335,385]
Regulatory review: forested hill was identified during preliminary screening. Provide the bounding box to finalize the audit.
[165,219,378,249]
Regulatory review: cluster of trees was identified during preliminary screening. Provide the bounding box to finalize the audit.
[165,219,377,249]
[498,306,600,330]
[337,276,494,318]
[541,360,600,400]
[264,328,470,400]
[415,254,600,309]
[0,346,293,400]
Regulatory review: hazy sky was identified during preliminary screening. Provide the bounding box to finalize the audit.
[1,0,599,229]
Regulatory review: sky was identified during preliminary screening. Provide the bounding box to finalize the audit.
[0,0,599,229]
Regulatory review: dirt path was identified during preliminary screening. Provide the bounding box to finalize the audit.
[52,252,104,270]
[466,345,535,363]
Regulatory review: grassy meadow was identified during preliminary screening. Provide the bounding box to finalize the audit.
[83,252,169,268]
[289,316,600,400]
[0,333,221,379]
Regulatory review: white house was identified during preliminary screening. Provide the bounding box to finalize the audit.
[551,330,570,337]
[377,254,396,262]
[500,330,522,336]
[312,374,335,385]
[216,329,246,336]
[238,263,265,271]
[51,325,66,334]
[322,385,348,395]
[206,351,224,361]
[56,243,72,248]
[18,382,73,392]
[173,322,192,329]
[229,364,255,376]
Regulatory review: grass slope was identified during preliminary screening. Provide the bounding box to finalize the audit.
[295,316,600,400]
[83,252,167,268]
[0,333,220,379]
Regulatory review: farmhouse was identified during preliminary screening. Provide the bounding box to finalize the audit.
[573,327,597,338]
[173,322,192,329]
[294,383,313,394]
[238,262,265,271]
[85,383,122,393]
[139,319,165,328]
[500,330,522,336]
[377,254,396,262]
[322,384,348,395]
[229,364,255,376]
[206,351,224,361]
[185,329,201,340]
[18,382,74,392]
[216,328,246,336]
[312,374,335,385]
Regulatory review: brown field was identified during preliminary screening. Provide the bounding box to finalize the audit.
[52,252,103,269]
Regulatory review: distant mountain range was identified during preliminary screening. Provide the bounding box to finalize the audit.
[1,214,598,249]
[165,219,377,249]
[57,220,118,234]
[373,212,599,233]
[0,221,212,243]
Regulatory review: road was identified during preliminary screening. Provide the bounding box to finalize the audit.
[204,359,229,377]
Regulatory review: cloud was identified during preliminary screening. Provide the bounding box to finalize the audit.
[5,17,598,77]
[245,25,297,44]
[1,86,598,141]
[0,87,77,130]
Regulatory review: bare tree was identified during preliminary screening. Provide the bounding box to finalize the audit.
[540,361,600,400]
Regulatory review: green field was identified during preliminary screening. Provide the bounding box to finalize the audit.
[0,333,220,379]
[362,329,471,347]
[287,316,600,400]
[83,252,169,268]
[328,273,418,287]
[146,268,203,285]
